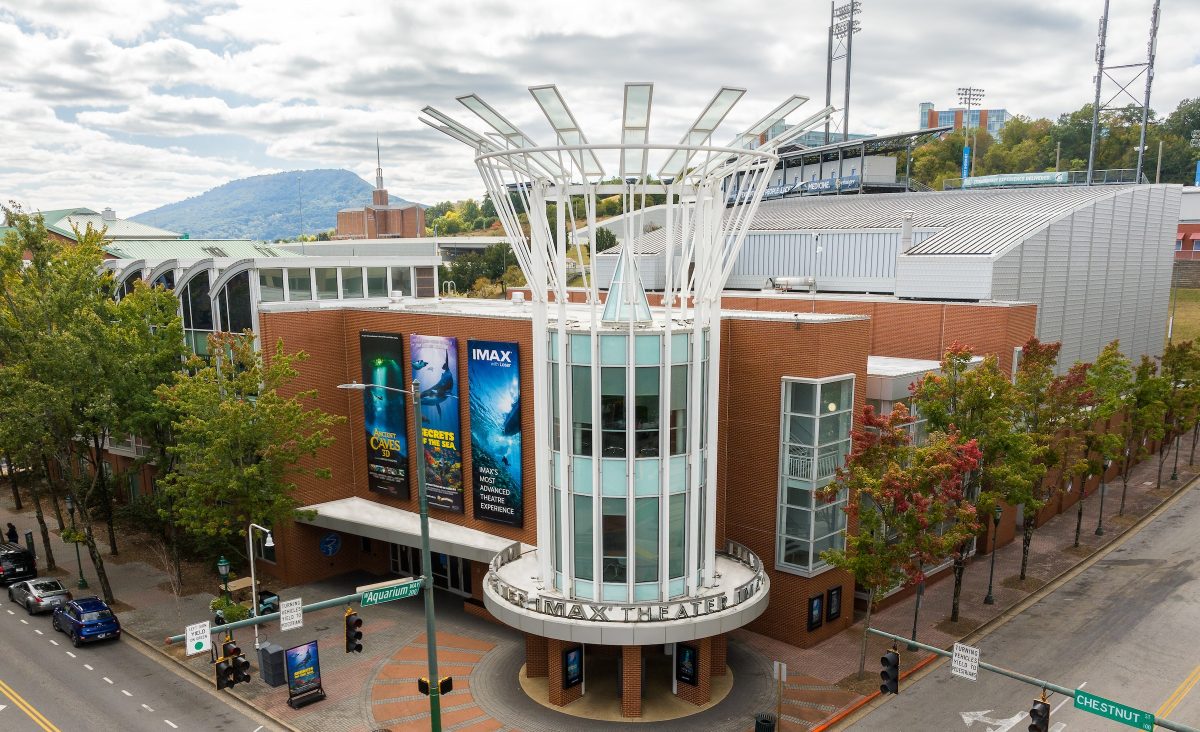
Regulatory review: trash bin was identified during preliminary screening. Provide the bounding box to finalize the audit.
[754,713,777,732]
[259,642,286,687]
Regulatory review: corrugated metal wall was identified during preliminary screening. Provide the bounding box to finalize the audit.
[724,230,932,291]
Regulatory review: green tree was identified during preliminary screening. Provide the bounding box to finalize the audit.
[821,403,981,678]
[1012,338,1063,580]
[156,332,342,545]
[1115,355,1166,515]
[594,227,618,253]
[912,344,1041,622]
[1156,341,1199,488]
[1071,342,1129,543]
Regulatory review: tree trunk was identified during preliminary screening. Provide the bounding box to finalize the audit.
[857,590,874,680]
[1191,423,1199,466]
[79,514,114,604]
[5,452,21,511]
[1119,469,1130,517]
[26,468,56,571]
[950,550,966,623]
[92,435,118,556]
[43,472,65,531]
[1157,441,1168,489]
[168,522,184,591]
[1020,515,1035,580]
[1073,471,1086,548]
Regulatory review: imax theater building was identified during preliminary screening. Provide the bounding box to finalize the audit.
[253,85,1181,719]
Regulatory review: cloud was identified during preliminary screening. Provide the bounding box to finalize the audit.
[0,0,1196,216]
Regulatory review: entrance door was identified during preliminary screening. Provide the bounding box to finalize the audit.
[393,544,472,597]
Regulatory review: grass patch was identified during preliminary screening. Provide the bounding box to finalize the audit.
[1168,288,1200,345]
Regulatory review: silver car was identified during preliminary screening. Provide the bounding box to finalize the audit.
[8,578,71,615]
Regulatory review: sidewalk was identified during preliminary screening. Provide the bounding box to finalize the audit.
[0,448,1192,732]
[731,452,1200,731]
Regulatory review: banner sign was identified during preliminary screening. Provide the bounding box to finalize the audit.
[676,643,698,686]
[799,175,860,195]
[961,145,971,178]
[285,640,322,697]
[563,645,583,690]
[762,183,796,200]
[411,334,464,512]
[468,340,524,527]
[962,171,1070,189]
[360,332,409,499]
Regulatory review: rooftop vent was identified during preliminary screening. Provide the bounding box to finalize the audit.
[511,291,526,304]
[102,207,116,221]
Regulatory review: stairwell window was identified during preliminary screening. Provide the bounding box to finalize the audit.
[777,375,854,575]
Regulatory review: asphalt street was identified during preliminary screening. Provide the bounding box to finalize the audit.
[0,589,275,732]
[848,482,1200,732]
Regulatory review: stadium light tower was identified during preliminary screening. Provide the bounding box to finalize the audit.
[826,1,863,144]
[956,86,985,178]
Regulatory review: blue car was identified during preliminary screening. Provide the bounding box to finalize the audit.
[52,597,121,647]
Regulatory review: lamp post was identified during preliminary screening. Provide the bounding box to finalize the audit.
[1096,459,1112,536]
[64,494,88,590]
[247,523,274,650]
[339,379,442,731]
[217,555,231,605]
[983,505,1003,605]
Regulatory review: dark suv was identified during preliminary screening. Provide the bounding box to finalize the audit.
[0,543,36,586]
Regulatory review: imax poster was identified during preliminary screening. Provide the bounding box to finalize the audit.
[360,332,409,499]
[411,334,464,512]
[468,340,523,527]
[285,640,322,696]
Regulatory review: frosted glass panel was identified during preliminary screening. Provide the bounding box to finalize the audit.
[600,334,626,365]
[635,335,660,365]
[635,458,659,496]
[601,458,626,496]
[572,456,593,494]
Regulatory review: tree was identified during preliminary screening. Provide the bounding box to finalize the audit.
[156,332,342,545]
[1070,343,1129,545]
[1012,338,1063,580]
[821,404,981,678]
[911,345,1041,622]
[594,227,618,253]
[1156,341,1199,488]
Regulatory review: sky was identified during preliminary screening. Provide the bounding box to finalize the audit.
[1,0,1197,217]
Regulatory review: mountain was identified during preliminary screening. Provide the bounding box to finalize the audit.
[131,169,419,241]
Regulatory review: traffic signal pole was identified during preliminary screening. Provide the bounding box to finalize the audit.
[866,628,1200,732]
[413,378,443,732]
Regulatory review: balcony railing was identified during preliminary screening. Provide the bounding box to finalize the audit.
[786,447,841,482]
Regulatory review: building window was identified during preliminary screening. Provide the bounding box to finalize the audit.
[315,268,339,300]
[390,267,412,296]
[601,497,627,583]
[287,269,312,301]
[1177,239,1184,251]
[259,269,284,302]
[341,267,364,299]
[777,375,853,575]
[127,472,141,502]
[366,267,388,297]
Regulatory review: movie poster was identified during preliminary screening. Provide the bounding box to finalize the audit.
[468,340,523,527]
[285,640,322,696]
[410,334,463,512]
[676,643,697,687]
[563,645,583,690]
[360,332,409,499]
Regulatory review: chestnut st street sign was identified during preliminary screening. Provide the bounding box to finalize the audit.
[1074,689,1153,731]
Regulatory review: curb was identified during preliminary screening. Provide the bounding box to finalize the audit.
[123,626,302,732]
[816,472,1199,731]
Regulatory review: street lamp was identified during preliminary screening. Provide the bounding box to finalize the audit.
[64,494,88,590]
[1096,459,1112,536]
[983,504,1003,605]
[247,523,273,650]
[339,379,443,731]
[217,555,231,605]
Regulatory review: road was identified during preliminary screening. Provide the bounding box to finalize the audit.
[848,482,1200,732]
[0,590,276,731]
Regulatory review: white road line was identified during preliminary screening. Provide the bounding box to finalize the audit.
[49,639,58,645]
[6,609,13,615]
[83,664,93,670]
[253,727,263,732]
[141,704,154,712]
[1051,681,1085,716]
[164,720,178,729]
[19,619,27,624]
[33,629,42,635]
[121,690,132,697]
[65,651,76,658]
[102,676,113,684]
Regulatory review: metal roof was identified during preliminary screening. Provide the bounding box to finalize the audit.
[102,239,285,259]
[52,211,179,240]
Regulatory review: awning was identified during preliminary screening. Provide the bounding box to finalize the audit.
[297,497,521,564]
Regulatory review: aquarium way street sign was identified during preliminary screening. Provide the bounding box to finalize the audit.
[358,577,423,607]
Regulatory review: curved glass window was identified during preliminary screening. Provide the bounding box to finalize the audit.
[217,270,252,334]
[634,367,659,457]
[180,271,212,356]
[601,497,627,583]
[600,367,626,457]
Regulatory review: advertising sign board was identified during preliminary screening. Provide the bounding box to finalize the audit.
[676,643,698,686]
[563,645,583,690]
[468,340,523,527]
[285,640,323,697]
[411,334,464,512]
[360,331,409,498]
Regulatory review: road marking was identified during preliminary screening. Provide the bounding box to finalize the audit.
[6,609,13,615]
[1157,664,1200,719]
[83,664,93,671]
[164,720,178,729]
[33,629,42,635]
[48,639,57,645]
[102,677,113,684]
[253,727,263,732]
[121,690,132,697]
[960,709,1024,730]
[64,651,75,658]
[19,619,27,624]
[0,678,61,732]
[142,704,154,712]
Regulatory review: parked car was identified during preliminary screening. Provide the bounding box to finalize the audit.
[52,597,121,647]
[0,543,36,586]
[8,578,70,615]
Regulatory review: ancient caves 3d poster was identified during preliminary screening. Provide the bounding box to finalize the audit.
[468,340,523,527]
[360,331,409,499]
[410,334,463,512]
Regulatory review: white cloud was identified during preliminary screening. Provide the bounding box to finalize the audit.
[0,0,1196,216]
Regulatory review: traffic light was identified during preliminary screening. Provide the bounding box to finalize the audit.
[879,649,900,695]
[1029,698,1050,732]
[418,676,453,696]
[215,639,239,690]
[345,609,363,653]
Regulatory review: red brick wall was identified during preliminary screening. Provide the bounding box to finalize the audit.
[525,634,548,678]
[675,636,711,706]
[547,639,583,706]
[621,645,643,717]
[712,633,728,676]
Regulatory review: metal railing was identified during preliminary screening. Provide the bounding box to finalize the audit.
[786,448,841,482]
[943,169,1148,190]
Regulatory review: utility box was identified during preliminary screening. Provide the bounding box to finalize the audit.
[258,643,286,688]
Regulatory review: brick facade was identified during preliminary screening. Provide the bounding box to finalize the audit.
[335,202,425,240]
[525,634,548,678]
[674,636,712,706]
[621,645,643,718]
[547,639,584,707]
[711,633,728,676]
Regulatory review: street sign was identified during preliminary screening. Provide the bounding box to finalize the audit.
[772,660,787,682]
[951,642,980,682]
[359,577,423,607]
[185,621,211,656]
[961,145,971,179]
[280,597,303,632]
[1074,689,1154,731]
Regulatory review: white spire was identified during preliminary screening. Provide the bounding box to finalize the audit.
[375,134,384,190]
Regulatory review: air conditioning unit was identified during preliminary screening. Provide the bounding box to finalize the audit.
[511,291,527,304]
[764,276,816,292]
